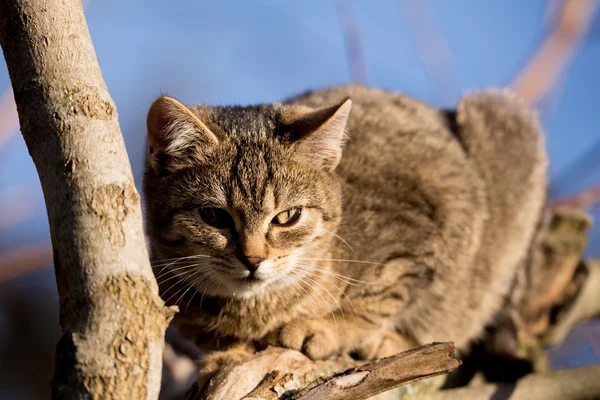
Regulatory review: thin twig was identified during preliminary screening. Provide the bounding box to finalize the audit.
[0,88,19,151]
[397,0,461,106]
[335,0,368,84]
[550,181,600,209]
[510,0,598,106]
[0,242,53,282]
[0,184,43,231]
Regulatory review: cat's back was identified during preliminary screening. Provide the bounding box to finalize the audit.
[287,84,484,261]
[287,84,547,348]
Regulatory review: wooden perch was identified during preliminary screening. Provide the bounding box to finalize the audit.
[284,342,459,400]
[186,342,460,400]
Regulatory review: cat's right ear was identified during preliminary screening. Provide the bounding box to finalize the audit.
[146,96,219,173]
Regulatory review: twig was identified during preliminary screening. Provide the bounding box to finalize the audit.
[335,0,368,84]
[510,0,598,106]
[0,88,19,151]
[397,0,460,106]
[0,242,53,282]
[550,181,600,209]
[430,363,600,400]
[287,342,459,400]
[0,184,43,231]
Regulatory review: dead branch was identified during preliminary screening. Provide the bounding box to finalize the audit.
[285,342,459,400]
[519,206,592,342]
[186,342,459,400]
[0,0,174,398]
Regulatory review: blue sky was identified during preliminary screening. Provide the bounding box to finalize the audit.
[1,0,599,253]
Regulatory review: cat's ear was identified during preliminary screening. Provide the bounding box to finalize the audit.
[146,95,219,172]
[283,98,352,171]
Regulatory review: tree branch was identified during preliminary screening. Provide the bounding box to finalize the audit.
[0,0,174,398]
[430,364,600,400]
[189,342,459,400]
[335,0,368,84]
[397,0,460,106]
[510,0,598,106]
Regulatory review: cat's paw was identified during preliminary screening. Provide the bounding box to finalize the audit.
[197,343,254,387]
[277,318,340,360]
[353,329,416,360]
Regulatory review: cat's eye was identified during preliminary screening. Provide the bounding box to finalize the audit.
[272,208,302,227]
[199,207,234,229]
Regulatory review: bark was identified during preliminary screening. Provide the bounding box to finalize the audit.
[0,0,174,398]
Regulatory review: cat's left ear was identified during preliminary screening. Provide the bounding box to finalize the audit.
[283,98,352,171]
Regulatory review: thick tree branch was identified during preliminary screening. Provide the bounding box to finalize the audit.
[0,0,174,398]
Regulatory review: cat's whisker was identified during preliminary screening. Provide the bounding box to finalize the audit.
[185,273,215,312]
[174,269,208,309]
[151,254,215,274]
[299,268,357,315]
[303,275,345,320]
[164,269,206,305]
[155,260,216,283]
[160,269,198,301]
[321,228,354,253]
[199,287,208,310]
[296,264,364,286]
[153,259,190,275]
[295,262,374,285]
[154,263,198,280]
[299,261,376,283]
[280,273,301,302]
[295,274,337,331]
[296,257,384,266]
[151,254,213,265]
[154,258,217,279]
[290,273,321,312]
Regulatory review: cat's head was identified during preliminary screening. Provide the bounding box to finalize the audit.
[143,95,351,299]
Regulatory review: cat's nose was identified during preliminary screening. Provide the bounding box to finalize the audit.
[241,255,265,272]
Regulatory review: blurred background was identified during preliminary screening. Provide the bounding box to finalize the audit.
[1,0,599,398]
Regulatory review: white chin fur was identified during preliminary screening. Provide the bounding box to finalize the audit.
[187,254,304,299]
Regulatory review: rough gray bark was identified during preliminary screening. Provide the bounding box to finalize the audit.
[0,0,174,398]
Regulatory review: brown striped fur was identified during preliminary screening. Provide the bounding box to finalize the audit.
[143,84,547,374]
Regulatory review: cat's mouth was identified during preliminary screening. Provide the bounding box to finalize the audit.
[239,274,261,283]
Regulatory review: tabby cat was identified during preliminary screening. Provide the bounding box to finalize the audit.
[143,84,547,376]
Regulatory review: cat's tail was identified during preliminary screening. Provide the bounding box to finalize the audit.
[449,89,549,339]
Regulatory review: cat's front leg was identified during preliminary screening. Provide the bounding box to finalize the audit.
[196,342,256,388]
[266,314,376,360]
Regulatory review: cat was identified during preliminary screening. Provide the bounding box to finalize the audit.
[143,84,547,379]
